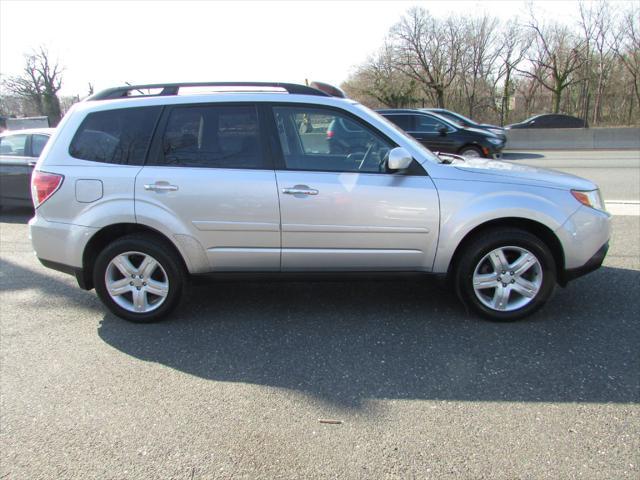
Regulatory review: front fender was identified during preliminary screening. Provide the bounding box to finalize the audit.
[431,179,579,273]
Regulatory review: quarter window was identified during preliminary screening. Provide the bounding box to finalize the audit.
[273,106,393,173]
[70,107,161,165]
[0,134,28,156]
[156,105,266,169]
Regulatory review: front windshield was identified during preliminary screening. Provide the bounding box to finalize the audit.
[356,105,441,163]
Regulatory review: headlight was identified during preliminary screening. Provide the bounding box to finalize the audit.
[487,137,503,145]
[571,189,606,212]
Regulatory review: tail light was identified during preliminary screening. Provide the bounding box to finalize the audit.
[32,171,64,208]
[326,129,334,139]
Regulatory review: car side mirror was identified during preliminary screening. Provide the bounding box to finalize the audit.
[438,126,448,135]
[387,147,413,171]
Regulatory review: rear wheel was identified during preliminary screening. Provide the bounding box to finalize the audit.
[454,228,556,321]
[93,234,185,322]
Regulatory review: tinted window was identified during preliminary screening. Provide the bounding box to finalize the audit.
[385,114,413,131]
[415,115,445,133]
[70,107,161,164]
[0,134,28,156]
[156,105,265,169]
[273,106,393,173]
[31,134,49,157]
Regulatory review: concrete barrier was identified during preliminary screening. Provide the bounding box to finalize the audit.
[505,127,640,150]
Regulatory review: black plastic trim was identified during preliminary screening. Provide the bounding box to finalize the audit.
[559,242,609,286]
[38,258,93,290]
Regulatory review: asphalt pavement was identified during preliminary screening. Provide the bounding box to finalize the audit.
[1,151,639,479]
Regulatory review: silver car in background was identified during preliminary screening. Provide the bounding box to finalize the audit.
[28,82,610,323]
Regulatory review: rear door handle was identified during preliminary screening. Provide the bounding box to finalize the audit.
[144,182,179,192]
[282,186,318,196]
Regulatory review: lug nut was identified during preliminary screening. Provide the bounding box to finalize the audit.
[511,280,515,284]
[129,282,134,286]
[131,274,135,278]
[136,286,141,290]
[142,282,147,286]
[502,283,507,287]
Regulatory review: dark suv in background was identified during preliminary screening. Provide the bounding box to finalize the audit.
[422,108,506,138]
[378,109,506,158]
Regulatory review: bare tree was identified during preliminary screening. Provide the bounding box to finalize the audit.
[519,17,586,114]
[612,4,640,110]
[2,47,63,126]
[491,19,530,125]
[342,42,417,108]
[458,14,500,118]
[391,8,463,107]
[578,1,616,125]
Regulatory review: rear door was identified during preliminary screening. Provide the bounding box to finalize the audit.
[270,105,439,272]
[135,103,281,271]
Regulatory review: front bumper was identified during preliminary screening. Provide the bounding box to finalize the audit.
[555,205,611,285]
[559,242,609,286]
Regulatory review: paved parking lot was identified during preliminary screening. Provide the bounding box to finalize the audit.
[1,151,639,479]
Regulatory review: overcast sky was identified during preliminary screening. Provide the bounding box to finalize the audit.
[0,0,632,97]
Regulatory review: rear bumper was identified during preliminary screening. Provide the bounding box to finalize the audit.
[559,242,608,286]
[38,258,92,290]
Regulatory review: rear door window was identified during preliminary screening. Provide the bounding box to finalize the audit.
[69,107,161,165]
[153,105,267,169]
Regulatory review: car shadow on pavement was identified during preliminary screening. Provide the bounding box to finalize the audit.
[0,206,33,224]
[97,266,640,409]
[501,152,546,160]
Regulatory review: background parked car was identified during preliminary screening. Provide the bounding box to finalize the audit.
[422,108,506,138]
[378,109,505,158]
[0,128,54,208]
[507,114,587,129]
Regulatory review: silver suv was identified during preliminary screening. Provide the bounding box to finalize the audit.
[29,82,610,322]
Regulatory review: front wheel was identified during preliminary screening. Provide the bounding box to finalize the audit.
[459,145,483,158]
[93,234,185,322]
[454,228,556,321]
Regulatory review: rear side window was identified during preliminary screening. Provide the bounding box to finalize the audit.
[69,107,161,165]
[153,105,266,169]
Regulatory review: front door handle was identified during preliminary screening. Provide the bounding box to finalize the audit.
[144,182,179,192]
[282,185,319,196]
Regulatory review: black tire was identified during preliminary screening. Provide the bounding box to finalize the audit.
[458,145,484,158]
[93,234,185,323]
[454,228,556,322]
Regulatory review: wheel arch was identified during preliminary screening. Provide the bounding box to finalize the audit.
[79,223,190,290]
[446,217,565,282]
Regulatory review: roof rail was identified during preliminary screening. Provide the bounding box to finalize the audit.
[87,82,330,101]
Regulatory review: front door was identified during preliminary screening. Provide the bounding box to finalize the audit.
[409,114,458,153]
[136,103,281,271]
[271,105,440,271]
